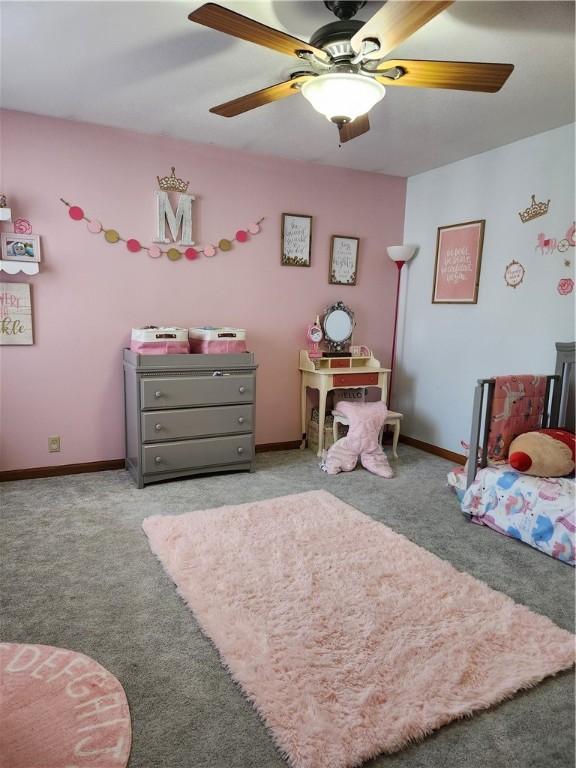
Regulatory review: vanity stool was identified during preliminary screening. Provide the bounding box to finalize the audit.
[332,409,403,459]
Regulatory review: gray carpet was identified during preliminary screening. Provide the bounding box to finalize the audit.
[1,446,574,768]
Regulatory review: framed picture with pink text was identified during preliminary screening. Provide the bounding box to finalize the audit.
[432,220,485,304]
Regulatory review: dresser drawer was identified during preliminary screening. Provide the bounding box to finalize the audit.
[141,374,254,409]
[141,405,253,442]
[143,434,254,475]
[333,372,379,387]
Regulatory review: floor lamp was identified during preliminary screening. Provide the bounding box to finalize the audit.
[386,245,417,407]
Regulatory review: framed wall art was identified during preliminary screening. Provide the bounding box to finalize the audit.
[0,282,33,345]
[329,235,359,286]
[281,213,312,266]
[432,220,485,304]
[1,233,41,263]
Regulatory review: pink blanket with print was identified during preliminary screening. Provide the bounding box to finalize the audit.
[487,375,547,461]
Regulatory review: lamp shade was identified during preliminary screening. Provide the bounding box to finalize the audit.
[387,245,417,263]
[301,74,385,123]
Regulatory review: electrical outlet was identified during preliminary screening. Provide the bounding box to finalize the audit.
[48,436,61,453]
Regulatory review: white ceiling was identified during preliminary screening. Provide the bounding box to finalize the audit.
[1,1,574,176]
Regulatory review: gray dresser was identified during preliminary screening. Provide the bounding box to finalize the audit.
[123,349,257,488]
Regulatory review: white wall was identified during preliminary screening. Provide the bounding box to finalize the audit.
[396,124,575,454]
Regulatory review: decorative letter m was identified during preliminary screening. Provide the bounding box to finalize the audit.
[154,191,195,245]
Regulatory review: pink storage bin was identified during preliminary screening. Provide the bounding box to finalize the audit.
[131,340,190,355]
[130,327,190,355]
[188,327,247,354]
[189,338,247,354]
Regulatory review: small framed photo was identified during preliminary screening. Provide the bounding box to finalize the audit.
[281,213,312,266]
[329,235,359,286]
[1,233,41,263]
[432,220,485,304]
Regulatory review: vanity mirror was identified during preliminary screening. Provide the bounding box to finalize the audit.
[322,301,355,353]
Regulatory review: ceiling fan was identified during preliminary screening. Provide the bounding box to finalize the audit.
[188,1,514,143]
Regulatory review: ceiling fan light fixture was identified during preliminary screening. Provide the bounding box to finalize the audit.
[301,73,385,123]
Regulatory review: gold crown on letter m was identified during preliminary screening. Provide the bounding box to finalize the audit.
[157,167,189,193]
[154,168,195,246]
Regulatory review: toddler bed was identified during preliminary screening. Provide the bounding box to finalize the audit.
[449,342,575,565]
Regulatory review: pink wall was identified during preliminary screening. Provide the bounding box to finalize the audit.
[0,110,406,471]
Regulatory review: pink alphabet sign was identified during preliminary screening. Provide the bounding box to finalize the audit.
[432,219,485,304]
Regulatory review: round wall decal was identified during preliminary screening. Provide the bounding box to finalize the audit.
[13,218,33,235]
[504,260,525,289]
[87,220,103,234]
[104,229,120,244]
[68,206,84,221]
[126,239,141,253]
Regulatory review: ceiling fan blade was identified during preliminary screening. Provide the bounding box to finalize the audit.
[188,3,329,62]
[376,59,514,92]
[339,114,370,143]
[351,1,453,60]
[210,75,313,117]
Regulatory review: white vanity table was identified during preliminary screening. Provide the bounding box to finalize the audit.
[299,350,390,456]
[299,301,390,456]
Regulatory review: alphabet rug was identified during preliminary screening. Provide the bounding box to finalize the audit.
[0,643,131,768]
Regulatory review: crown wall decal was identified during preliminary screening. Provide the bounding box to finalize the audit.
[518,194,550,223]
[157,167,190,194]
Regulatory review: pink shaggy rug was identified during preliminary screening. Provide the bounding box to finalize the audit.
[0,643,131,768]
[143,490,575,768]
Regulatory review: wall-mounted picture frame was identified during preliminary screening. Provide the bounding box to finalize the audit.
[1,233,41,263]
[281,213,312,266]
[432,220,485,304]
[329,235,359,286]
[0,282,34,345]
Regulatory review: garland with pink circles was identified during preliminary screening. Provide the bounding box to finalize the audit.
[60,198,264,261]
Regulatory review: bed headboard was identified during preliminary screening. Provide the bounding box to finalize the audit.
[551,341,575,432]
[466,341,575,489]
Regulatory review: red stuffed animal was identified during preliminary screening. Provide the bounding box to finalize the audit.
[508,428,576,477]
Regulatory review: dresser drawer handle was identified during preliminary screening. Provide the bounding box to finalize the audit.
[154,456,163,464]
[237,447,244,454]
[237,417,245,424]
[154,391,162,399]
[239,386,246,394]
[154,423,162,431]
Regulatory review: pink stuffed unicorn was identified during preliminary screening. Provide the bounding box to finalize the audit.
[322,401,393,478]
